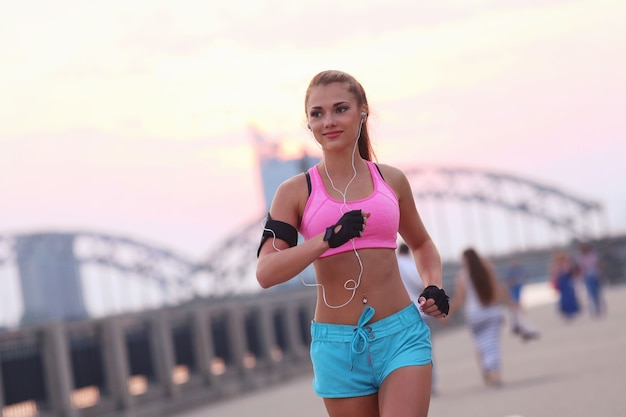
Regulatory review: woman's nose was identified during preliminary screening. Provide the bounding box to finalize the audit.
[322,114,336,127]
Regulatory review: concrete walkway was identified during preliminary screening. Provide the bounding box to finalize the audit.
[177,283,626,417]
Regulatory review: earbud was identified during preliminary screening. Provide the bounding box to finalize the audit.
[307,123,311,130]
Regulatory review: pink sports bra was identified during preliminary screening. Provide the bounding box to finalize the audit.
[300,161,399,258]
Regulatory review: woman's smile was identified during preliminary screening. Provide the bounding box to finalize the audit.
[324,130,342,139]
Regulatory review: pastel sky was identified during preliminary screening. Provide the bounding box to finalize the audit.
[1,0,625,260]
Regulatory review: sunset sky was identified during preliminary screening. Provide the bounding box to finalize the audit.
[1,0,625,260]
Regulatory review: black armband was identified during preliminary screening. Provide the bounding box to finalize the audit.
[257,213,298,257]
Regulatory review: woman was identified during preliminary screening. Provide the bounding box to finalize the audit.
[256,70,449,417]
[550,250,580,320]
[447,248,517,387]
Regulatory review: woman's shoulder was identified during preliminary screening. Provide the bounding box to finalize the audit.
[375,163,408,185]
[270,171,311,217]
[274,171,309,199]
[375,162,403,176]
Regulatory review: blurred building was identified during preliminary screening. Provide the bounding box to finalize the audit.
[251,126,320,212]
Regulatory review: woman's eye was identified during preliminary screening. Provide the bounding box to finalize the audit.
[337,107,348,113]
[310,111,321,118]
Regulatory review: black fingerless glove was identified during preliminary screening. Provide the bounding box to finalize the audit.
[419,285,450,315]
[323,210,365,248]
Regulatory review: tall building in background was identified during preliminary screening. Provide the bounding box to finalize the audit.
[251,126,320,212]
[16,233,88,325]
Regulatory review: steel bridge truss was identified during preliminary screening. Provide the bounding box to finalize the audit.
[404,166,604,239]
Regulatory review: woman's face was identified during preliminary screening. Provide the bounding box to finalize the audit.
[306,82,363,152]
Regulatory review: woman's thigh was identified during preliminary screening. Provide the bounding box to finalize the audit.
[378,365,431,417]
[323,393,379,417]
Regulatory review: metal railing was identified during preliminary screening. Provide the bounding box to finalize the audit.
[0,289,316,417]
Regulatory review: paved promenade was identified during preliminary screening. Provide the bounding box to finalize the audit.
[178,283,626,417]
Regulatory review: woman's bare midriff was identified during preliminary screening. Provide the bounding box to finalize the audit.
[312,248,413,325]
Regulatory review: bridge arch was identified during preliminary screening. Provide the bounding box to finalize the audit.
[403,165,605,258]
[405,166,603,233]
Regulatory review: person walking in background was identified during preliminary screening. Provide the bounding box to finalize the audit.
[576,242,607,317]
[549,250,580,321]
[504,257,540,340]
[256,70,449,417]
[447,248,518,388]
[397,242,439,395]
[505,257,527,307]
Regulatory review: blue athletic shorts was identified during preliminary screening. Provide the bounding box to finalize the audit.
[310,303,432,398]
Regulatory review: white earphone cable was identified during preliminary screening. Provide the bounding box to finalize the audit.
[263,117,366,309]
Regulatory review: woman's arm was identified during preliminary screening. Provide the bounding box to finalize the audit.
[383,164,447,317]
[256,174,369,288]
[385,164,442,289]
[256,175,327,288]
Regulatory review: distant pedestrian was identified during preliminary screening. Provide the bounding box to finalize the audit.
[575,242,607,317]
[549,250,580,321]
[505,257,527,306]
[504,258,540,340]
[447,248,519,387]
